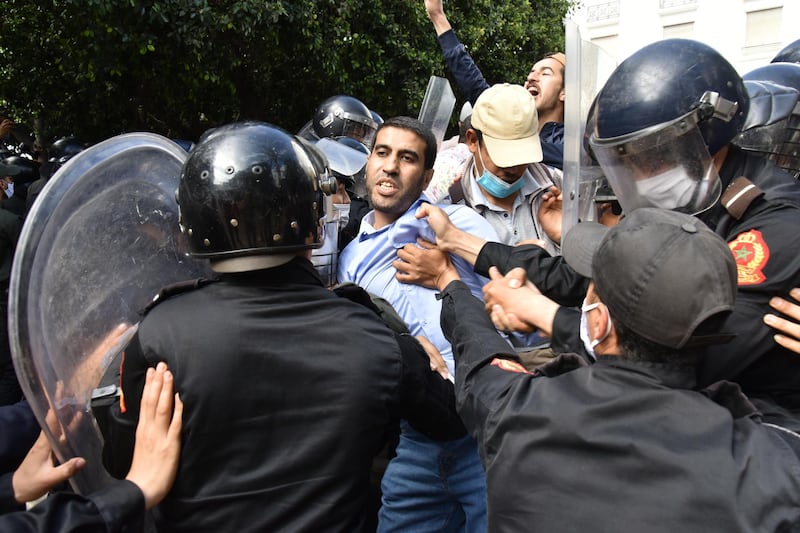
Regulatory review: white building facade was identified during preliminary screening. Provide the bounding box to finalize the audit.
[569,0,799,74]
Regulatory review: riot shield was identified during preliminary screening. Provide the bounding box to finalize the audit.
[418,76,457,148]
[561,20,617,236]
[9,133,213,495]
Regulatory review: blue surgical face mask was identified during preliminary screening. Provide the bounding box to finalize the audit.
[475,144,524,199]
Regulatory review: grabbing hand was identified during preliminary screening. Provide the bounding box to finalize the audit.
[537,186,563,245]
[415,204,458,248]
[394,238,456,290]
[482,267,539,333]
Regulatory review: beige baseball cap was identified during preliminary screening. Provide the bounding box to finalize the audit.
[471,83,543,167]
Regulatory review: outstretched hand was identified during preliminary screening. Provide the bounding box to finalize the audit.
[125,362,183,510]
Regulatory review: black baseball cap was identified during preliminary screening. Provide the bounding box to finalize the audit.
[562,208,737,349]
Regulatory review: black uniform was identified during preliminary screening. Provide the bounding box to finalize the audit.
[474,241,589,308]
[440,280,800,533]
[476,148,800,425]
[474,242,591,360]
[0,207,22,406]
[102,257,463,532]
[0,475,144,532]
[698,147,800,429]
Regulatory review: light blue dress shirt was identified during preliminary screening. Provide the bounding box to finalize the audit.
[338,196,500,376]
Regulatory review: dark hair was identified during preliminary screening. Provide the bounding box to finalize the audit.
[458,115,471,144]
[378,116,437,170]
[613,318,694,365]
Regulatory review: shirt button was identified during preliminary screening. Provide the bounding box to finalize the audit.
[503,213,509,218]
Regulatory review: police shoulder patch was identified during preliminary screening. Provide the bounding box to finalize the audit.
[728,229,770,285]
[490,357,531,374]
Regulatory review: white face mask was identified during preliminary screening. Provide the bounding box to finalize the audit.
[635,166,697,210]
[3,182,14,199]
[579,299,611,360]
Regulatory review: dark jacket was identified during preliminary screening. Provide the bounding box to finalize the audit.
[440,280,800,533]
[0,477,144,532]
[0,400,39,475]
[474,241,588,308]
[698,147,800,429]
[102,257,463,532]
[437,29,564,170]
[474,242,590,360]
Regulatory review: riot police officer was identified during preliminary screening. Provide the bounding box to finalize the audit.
[588,38,800,430]
[101,121,463,532]
[735,62,800,177]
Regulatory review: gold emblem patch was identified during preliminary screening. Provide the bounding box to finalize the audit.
[728,229,770,285]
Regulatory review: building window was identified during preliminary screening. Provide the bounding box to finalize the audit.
[660,0,698,8]
[663,22,694,39]
[745,7,783,47]
[591,34,619,58]
[587,1,620,23]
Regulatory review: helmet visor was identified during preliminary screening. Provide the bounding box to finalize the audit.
[310,194,340,287]
[737,111,800,177]
[339,114,378,148]
[589,110,721,215]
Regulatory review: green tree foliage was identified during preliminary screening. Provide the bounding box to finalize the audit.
[0,0,575,144]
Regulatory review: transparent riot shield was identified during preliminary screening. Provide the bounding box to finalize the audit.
[418,76,457,149]
[561,20,617,236]
[9,133,213,495]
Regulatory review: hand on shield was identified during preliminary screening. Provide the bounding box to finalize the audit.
[538,186,563,245]
[11,431,87,504]
[12,363,182,509]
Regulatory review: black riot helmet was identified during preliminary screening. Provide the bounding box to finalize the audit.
[737,62,800,177]
[744,62,800,91]
[48,137,86,167]
[773,39,800,64]
[589,40,749,215]
[592,39,748,155]
[177,121,336,261]
[313,95,378,148]
[0,155,40,183]
[370,109,384,128]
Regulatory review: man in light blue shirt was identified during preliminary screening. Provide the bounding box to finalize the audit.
[338,116,497,532]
